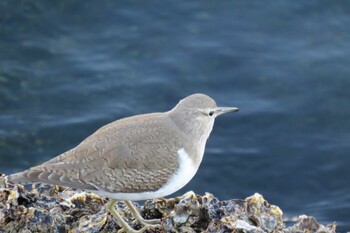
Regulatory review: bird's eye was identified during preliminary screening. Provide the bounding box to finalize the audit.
[208,111,215,116]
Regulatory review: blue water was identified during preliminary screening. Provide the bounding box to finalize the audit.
[1,1,350,231]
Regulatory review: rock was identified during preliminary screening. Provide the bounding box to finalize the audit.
[0,183,336,233]
[284,215,336,233]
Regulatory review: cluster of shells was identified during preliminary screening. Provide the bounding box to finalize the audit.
[0,182,336,233]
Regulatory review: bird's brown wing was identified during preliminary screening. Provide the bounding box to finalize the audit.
[9,113,184,193]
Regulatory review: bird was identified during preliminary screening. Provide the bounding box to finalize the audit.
[6,93,239,233]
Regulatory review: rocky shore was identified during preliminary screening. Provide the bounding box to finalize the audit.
[0,183,336,233]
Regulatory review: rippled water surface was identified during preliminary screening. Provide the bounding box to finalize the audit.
[1,1,350,231]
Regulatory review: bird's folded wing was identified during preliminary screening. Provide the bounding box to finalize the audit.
[10,119,182,193]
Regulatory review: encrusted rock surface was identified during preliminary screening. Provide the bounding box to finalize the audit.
[0,182,336,233]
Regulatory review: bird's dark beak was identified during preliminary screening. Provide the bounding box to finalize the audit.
[215,107,239,116]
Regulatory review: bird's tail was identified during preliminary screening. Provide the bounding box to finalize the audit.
[4,171,33,186]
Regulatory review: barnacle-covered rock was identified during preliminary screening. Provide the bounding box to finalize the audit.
[284,215,336,233]
[0,183,337,233]
[245,193,284,232]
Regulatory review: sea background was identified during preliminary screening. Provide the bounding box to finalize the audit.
[1,1,350,231]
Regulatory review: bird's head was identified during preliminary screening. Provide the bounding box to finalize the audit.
[169,93,239,139]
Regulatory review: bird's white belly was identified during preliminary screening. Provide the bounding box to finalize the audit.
[91,148,198,201]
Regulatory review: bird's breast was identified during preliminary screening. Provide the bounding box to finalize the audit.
[155,147,199,195]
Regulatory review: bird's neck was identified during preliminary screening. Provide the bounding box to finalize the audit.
[168,111,214,165]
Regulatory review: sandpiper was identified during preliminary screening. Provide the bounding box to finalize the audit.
[7,93,239,233]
